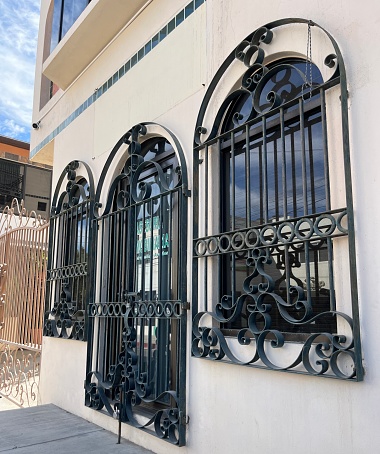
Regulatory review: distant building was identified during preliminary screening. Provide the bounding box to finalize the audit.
[0,135,52,215]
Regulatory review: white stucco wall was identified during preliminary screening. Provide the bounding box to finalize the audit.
[35,1,380,453]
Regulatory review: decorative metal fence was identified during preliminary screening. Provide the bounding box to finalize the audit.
[0,199,49,407]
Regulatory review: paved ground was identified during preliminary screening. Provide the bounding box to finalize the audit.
[0,403,154,453]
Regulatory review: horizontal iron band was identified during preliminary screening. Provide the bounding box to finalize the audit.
[88,301,183,319]
[194,208,348,257]
[47,263,88,280]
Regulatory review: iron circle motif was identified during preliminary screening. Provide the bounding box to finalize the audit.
[245,228,260,248]
[277,221,295,244]
[155,302,164,317]
[295,217,314,240]
[206,237,219,255]
[195,239,207,256]
[314,213,336,237]
[219,234,232,253]
[174,302,181,317]
[101,304,108,316]
[147,303,155,317]
[114,304,121,316]
[259,225,277,246]
[77,328,84,341]
[138,303,147,317]
[231,231,245,251]
[243,45,265,68]
[337,210,349,234]
[164,302,173,317]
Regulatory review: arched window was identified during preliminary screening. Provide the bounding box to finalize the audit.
[192,19,363,380]
[44,161,94,341]
[85,123,189,446]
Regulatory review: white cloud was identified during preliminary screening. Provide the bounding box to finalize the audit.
[0,119,26,139]
[0,0,40,141]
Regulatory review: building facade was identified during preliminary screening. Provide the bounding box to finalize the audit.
[31,1,380,453]
[0,136,51,215]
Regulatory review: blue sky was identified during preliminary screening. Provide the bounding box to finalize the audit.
[0,0,40,143]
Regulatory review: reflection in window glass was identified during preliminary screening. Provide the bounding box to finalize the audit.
[220,60,334,334]
[61,0,89,37]
[50,0,90,53]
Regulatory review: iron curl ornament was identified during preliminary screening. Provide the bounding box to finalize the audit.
[192,247,357,379]
[192,18,363,381]
[194,20,340,146]
[0,343,41,407]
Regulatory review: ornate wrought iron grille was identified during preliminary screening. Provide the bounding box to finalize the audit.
[192,19,363,380]
[44,161,94,341]
[85,123,189,445]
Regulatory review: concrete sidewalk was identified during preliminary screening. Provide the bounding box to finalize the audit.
[0,404,154,453]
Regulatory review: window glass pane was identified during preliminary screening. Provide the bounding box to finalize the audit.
[61,0,88,38]
[50,0,63,52]
[220,59,334,334]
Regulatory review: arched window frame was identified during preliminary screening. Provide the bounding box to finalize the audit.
[44,160,95,341]
[192,18,363,381]
[85,123,189,446]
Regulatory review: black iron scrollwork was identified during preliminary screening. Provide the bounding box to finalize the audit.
[44,160,94,342]
[195,23,338,145]
[192,246,356,379]
[86,295,184,444]
[44,280,85,341]
[97,124,183,219]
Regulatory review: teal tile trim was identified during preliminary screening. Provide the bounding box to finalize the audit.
[31,0,205,158]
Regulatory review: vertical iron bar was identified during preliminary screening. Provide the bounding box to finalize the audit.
[280,107,288,219]
[290,131,297,217]
[299,99,308,216]
[245,125,251,226]
[204,145,208,307]
[192,148,200,320]
[280,108,291,301]
[300,99,311,304]
[274,139,279,221]
[320,88,336,310]
[339,67,364,380]
[262,116,268,224]
[231,133,236,304]
[307,122,316,213]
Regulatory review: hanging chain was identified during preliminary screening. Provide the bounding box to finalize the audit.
[302,20,314,99]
